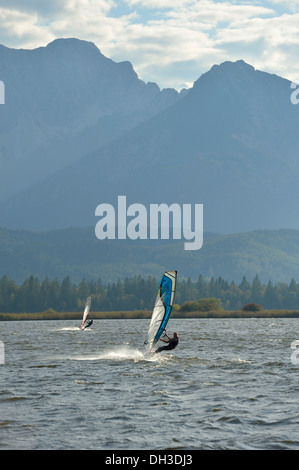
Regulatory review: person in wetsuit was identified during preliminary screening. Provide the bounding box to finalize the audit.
[83,319,93,329]
[155,332,178,353]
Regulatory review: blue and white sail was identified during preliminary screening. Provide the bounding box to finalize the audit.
[80,296,91,329]
[146,271,177,351]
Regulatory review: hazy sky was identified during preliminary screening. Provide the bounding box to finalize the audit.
[0,0,298,90]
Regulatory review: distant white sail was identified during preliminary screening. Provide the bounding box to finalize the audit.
[146,271,177,351]
[80,296,91,329]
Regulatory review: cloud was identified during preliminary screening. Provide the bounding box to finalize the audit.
[0,0,62,15]
[125,0,194,7]
[213,11,299,80]
[0,1,299,89]
[269,0,299,11]
[0,0,129,60]
[0,8,54,48]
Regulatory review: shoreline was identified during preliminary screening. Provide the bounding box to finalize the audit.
[1,309,299,321]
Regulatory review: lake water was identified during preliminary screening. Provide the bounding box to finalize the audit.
[0,317,299,451]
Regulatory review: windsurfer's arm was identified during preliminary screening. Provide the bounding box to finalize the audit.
[158,330,170,342]
[159,336,170,343]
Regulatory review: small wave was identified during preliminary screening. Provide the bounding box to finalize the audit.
[29,364,58,368]
[56,327,80,331]
[2,396,27,402]
[69,346,148,363]
[234,358,254,364]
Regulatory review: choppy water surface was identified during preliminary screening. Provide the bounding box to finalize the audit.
[0,318,299,450]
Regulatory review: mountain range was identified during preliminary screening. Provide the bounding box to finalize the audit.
[0,38,181,208]
[0,38,298,235]
[0,38,299,286]
[1,226,299,285]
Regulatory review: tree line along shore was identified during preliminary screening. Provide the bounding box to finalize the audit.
[1,273,299,312]
[1,308,299,321]
[1,273,299,320]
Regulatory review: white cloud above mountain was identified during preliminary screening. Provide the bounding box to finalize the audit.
[0,0,298,90]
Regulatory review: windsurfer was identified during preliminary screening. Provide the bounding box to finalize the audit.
[83,319,93,329]
[155,332,178,353]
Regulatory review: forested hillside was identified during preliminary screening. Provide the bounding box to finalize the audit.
[1,227,299,284]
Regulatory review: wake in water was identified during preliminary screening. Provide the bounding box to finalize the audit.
[55,326,94,332]
[56,327,80,331]
[68,346,159,363]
